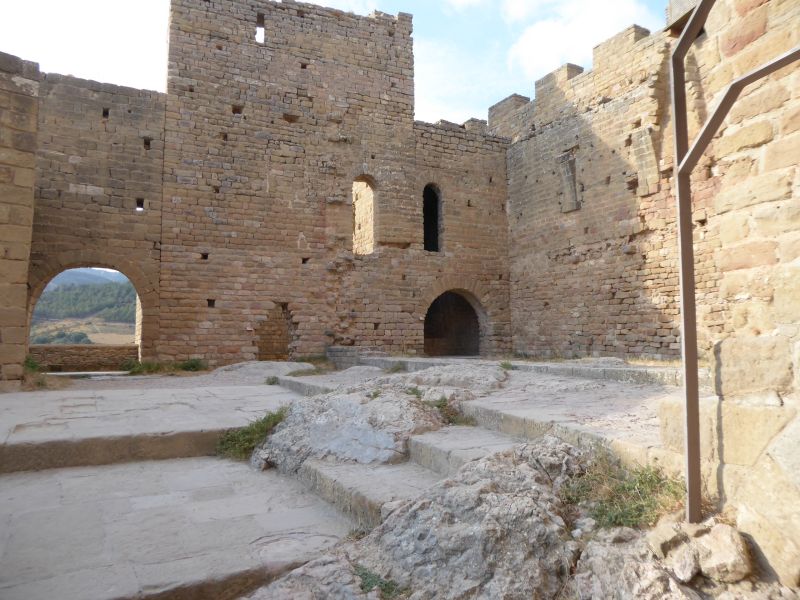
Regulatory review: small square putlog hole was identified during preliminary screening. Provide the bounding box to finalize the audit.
[207,299,216,308]
[232,104,244,115]
[201,253,209,260]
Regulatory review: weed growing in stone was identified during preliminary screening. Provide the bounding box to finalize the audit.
[122,359,207,375]
[265,376,280,385]
[405,386,422,399]
[499,361,514,370]
[425,396,476,426]
[354,564,404,598]
[562,452,684,528]
[345,528,368,542]
[367,389,381,399]
[216,407,287,460]
[384,363,407,374]
[122,360,166,375]
[23,355,41,373]
[177,358,206,371]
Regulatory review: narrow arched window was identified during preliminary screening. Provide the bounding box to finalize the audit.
[423,184,441,252]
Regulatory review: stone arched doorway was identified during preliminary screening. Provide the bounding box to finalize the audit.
[424,291,481,356]
[28,254,159,364]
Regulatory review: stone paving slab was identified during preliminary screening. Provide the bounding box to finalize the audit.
[0,458,351,600]
[0,384,300,472]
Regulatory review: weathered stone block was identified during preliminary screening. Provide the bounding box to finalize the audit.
[716,335,793,396]
[764,132,800,171]
[714,171,791,214]
[715,121,773,157]
[772,266,800,324]
[716,240,777,272]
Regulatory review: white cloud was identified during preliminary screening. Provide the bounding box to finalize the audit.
[414,38,485,123]
[442,0,488,11]
[507,0,660,83]
[501,0,552,22]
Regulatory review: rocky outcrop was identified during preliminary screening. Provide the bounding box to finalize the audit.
[245,432,798,600]
[252,365,507,473]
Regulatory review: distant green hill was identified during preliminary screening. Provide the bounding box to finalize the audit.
[33,281,137,324]
[47,268,130,288]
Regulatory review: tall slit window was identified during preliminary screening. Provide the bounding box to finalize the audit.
[255,12,265,43]
[353,176,375,255]
[423,184,441,252]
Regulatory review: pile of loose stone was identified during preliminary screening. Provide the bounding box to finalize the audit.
[243,365,797,600]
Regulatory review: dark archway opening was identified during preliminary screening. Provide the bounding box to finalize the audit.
[424,291,480,356]
[423,184,441,252]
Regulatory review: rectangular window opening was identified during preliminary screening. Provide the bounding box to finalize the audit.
[102,107,110,119]
[256,13,265,45]
[143,137,152,150]
[135,198,145,212]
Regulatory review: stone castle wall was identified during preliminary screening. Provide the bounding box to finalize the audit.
[30,75,165,360]
[491,0,799,583]
[155,0,509,362]
[0,0,798,583]
[0,52,39,388]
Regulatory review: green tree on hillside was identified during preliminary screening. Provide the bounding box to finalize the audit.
[32,282,137,323]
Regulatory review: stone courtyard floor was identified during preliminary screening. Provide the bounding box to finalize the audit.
[0,357,696,599]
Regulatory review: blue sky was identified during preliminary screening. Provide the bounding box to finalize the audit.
[1,0,668,123]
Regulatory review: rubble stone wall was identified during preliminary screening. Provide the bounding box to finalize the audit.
[29,344,138,372]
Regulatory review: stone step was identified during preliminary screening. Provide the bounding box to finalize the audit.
[274,376,332,397]
[461,401,683,475]
[356,355,712,390]
[0,385,299,473]
[298,459,442,530]
[408,426,520,477]
[0,458,350,600]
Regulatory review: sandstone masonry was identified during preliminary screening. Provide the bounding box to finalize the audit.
[0,0,798,585]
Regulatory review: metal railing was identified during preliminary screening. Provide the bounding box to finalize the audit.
[670,0,800,522]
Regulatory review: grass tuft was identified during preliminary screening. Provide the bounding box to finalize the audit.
[425,396,477,426]
[561,452,684,528]
[122,359,166,375]
[177,358,206,372]
[354,564,404,598]
[265,376,280,385]
[384,363,407,374]
[405,386,422,399]
[121,358,207,375]
[217,407,288,460]
[499,361,514,371]
[23,355,41,373]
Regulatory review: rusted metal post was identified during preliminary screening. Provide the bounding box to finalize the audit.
[670,0,716,525]
[671,0,800,523]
